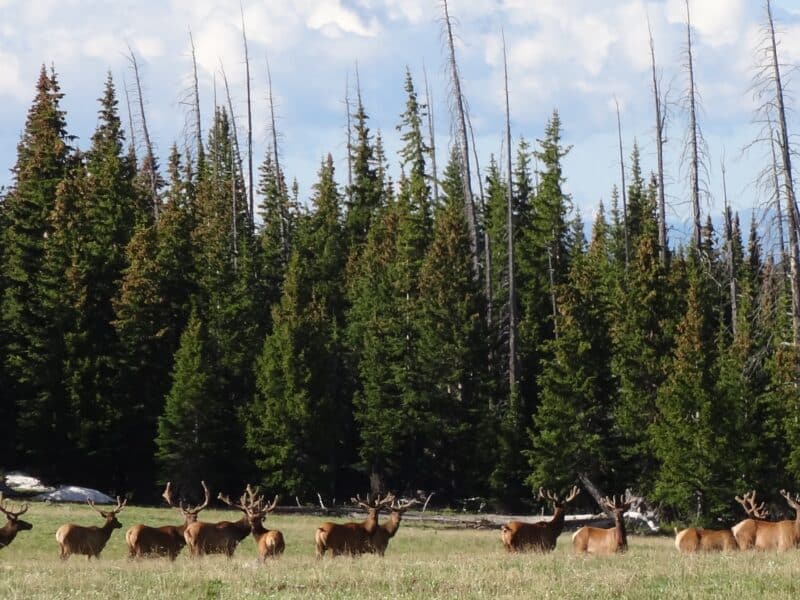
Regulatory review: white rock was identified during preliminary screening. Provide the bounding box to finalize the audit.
[34,486,116,504]
[5,472,55,494]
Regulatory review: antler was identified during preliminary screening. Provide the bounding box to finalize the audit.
[87,496,127,515]
[780,489,800,513]
[184,481,210,515]
[539,486,581,506]
[565,486,581,504]
[352,492,396,511]
[217,490,249,513]
[389,498,419,513]
[600,495,630,512]
[736,490,769,519]
[0,493,28,518]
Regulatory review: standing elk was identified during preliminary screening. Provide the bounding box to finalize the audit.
[674,490,768,553]
[126,481,209,560]
[367,498,419,556]
[315,493,395,558]
[183,488,252,557]
[55,496,127,560]
[572,495,631,555]
[501,486,580,553]
[228,485,285,561]
[0,493,32,550]
[732,489,800,551]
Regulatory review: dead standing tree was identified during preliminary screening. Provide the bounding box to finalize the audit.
[502,30,517,394]
[441,0,480,280]
[240,2,254,229]
[127,47,160,220]
[648,17,669,266]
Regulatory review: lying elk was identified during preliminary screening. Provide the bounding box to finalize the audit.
[733,489,800,551]
[183,488,251,557]
[674,490,768,553]
[224,485,285,561]
[315,493,395,557]
[501,486,580,553]
[0,493,32,550]
[126,481,209,560]
[572,495,631,555]
[367,498,419,556]
[56,496,127,560]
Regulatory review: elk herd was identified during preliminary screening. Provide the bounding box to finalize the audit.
[5,484,800,561]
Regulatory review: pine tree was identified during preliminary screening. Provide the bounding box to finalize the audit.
[1,66,72,474]
[412,148,489,497]
[528,206,618,491]
[246,155,352,497]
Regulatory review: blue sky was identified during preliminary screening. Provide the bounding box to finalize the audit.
[1,0,800,250]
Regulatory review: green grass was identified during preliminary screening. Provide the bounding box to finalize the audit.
[1,503,800,599]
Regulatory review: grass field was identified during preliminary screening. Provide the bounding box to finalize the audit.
[1,503,800,599]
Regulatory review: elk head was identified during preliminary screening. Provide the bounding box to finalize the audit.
[163,480,210,524]
[87,496,127,530]
[0,493,32,549]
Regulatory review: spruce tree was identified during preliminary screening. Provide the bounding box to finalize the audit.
[1,66,71,474]
[246,155,352,497]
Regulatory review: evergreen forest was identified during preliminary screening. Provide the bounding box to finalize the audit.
[2,0,800,525]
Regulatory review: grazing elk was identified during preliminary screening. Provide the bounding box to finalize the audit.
[183,487,252,557]
[572,495,631,555]
[55,496,127,560]
[674,491,768,553]
[732,489,800,551]
[315,493,395,558]
[126,481,209,560]
[367,498,419,556]
[231,485,285,561]
[0,493,32,550]
[501,486,580,553]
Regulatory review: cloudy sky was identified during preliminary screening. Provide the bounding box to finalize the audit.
[1,0,799,246]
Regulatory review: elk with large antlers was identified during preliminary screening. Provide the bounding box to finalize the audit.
[674,491,768,553]
[126,481,209,560]
[367,497,419,556]
[572,495,631,555]
[241,486,285,560]
[182,487,251,557]
[0,493,32,550]
[315,493,395,558]
[501,486,580,553]
[55,496,127,560]
[732,489,800,551]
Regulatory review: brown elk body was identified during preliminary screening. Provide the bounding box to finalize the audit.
[0,494,32,550]
[674,491,768,553]
[243,489,285,560]
[55,497,127,560]
[572,495,631,555]
[733,490,800,551]
[368,498,419,556]
[501,486,580,553]
[184,488,252,558]
[315,493,394,558]
[126,481,209,560]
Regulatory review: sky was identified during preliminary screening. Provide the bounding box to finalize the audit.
[1,0,800,249]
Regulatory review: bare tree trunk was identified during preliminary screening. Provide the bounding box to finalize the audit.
[466,109,491,327]
[128,47,159,220]
[267,54,288,265]
[345,73,353,189]
[766,0,800,347]
[722,157,737,336]
[684,0,702,251]
[240,3,254,229]
[502,30,517,394]
[219,62,245,194]
[649,18,668,265]
[122,76,137,153]
[615,96,630,268]
[771,128,788,272]
[442,0,480,278]
[231,143,238,272]
[189,30,204,161]
[423,63,439,205]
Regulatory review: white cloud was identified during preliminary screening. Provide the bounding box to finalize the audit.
[0,51,27,101]
[665,0,747,48]
[307,2,381,38]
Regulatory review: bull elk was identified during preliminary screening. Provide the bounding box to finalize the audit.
[732,489,800,551]
[674,491,768,553]
[55,496,127,560]
[315,493,395,558]
[126,481,209,560]
[572,495,631,555]
[183,487,251,557]
[0,493,32,550]
[501,486,580,553]
[367,498,419,556]
[236,485,285,560]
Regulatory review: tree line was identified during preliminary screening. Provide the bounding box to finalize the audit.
[2,1,800,525]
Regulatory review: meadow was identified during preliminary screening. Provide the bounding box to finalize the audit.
[1,503,800,599]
